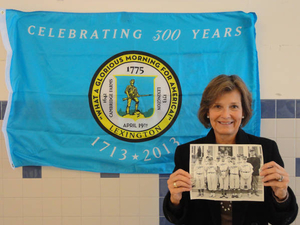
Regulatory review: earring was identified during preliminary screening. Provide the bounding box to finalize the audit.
[242,116,244,119]
[207,116,210,118]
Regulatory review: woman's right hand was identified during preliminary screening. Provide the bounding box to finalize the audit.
[167,169,192,205]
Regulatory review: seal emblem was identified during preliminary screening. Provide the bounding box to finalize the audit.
[89,51,181,142]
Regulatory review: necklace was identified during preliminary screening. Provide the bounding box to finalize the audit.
[220,201,232,212]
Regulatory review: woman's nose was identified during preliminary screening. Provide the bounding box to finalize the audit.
[220,108,230,118]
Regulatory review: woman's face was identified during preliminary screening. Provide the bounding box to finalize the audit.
[207,89,243,144]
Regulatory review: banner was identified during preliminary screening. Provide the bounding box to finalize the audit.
[0,9,260,173]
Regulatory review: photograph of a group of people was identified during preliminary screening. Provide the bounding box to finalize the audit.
[189,144,264,201]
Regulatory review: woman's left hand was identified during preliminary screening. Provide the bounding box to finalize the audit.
[260,161,289,200]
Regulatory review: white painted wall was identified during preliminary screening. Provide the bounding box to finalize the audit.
[0,0,300,99]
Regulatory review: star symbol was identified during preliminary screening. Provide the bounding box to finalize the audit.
[132,154,139,160]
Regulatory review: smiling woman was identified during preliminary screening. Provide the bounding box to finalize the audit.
[163,75,298,225]
[198,75,252,129]
[207,89,243,144]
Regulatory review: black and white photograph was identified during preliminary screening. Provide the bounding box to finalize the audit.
[190,144,264,201]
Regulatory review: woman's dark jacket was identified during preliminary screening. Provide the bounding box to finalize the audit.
[163,129,298,225]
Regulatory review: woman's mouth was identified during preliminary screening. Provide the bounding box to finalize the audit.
[218,121,233,125]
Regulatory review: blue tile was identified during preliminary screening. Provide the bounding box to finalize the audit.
[159,174,171,178]
[159,197,165,217]
[159,177,169,197]
[296,158,300,177]
[160,216,173,225]
[100,173,120,178]
[261,100,275,118]
[23,166,42,178]
[1,101,7,120]
[277,100,295,118]
[296,100,300,118]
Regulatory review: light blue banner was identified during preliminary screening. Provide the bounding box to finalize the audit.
[0,9,260,173]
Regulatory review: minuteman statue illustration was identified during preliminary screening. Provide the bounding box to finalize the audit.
[123,79,151,115]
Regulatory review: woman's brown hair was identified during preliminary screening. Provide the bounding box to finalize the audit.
[198,75,252,128]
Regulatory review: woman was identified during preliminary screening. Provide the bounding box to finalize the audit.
[163,75,298,225]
